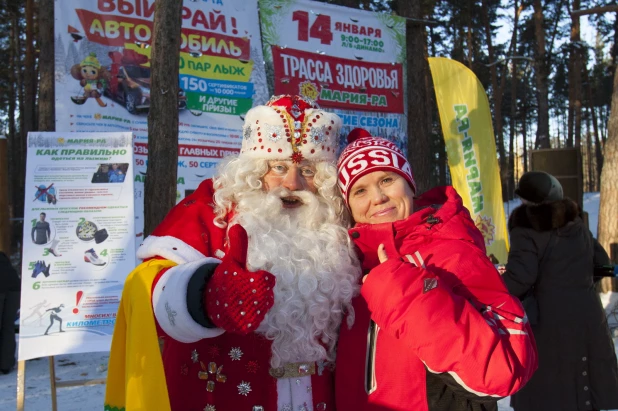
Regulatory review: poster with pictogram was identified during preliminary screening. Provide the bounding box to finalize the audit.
[19,132,135,361]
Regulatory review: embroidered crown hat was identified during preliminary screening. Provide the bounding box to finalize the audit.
[241,95,342,164]
[337,128,416,204]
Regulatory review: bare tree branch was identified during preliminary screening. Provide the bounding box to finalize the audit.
[571,5,618,17]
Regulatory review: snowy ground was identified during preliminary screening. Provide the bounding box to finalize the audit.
[0,192,616,410]
[0,349,109,411]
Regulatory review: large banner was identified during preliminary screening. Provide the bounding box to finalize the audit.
[19,132,135,360]
[54,0,269,246]
[259,0,407,151]
[428,57,509,263]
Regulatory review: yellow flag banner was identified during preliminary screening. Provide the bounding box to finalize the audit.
[428,57,509,263]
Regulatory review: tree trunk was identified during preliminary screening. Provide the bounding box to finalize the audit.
[21,0,36,221]
[7,13,17,249]
[585,107,594,192]
[24,0,36,134]
[515,104,528,172]
[14,6,26,222]
[400,0,432,193]
[15,12,24,139]
[598,65,618,291]
[466,0,474,69]
[522,84,529,173]
[583,65,603,191]
[429,24,446,186]
[602,105,608,145]
[613,12,618,67]
[592,106,603,190]
[508,60,518,200]
[144,0,183,237]
[568,0,583,148]
[482,0,522,200]
[533,0,550,149]
[38,0,54,131]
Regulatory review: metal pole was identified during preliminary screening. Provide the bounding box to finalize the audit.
[16,360,25,411]
[49,356,58,411]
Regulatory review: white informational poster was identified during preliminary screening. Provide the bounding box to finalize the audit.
[19,132,135,361]
[53,0,269,249]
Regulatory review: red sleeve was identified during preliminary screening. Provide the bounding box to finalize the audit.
[361,249,537,398]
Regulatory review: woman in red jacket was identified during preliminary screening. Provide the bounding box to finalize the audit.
[335,129,538,411]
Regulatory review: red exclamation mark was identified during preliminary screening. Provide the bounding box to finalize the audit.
[231,17,238,35]
[73,291,83,314]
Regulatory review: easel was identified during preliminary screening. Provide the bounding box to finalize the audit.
[16,357,106,411]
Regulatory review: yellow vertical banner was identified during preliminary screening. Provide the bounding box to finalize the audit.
[428,57,509,263]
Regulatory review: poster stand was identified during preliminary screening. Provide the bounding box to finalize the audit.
[16,357,106,411]
[18,131,134,410]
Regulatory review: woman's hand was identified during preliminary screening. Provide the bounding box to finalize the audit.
[363,244,389,283]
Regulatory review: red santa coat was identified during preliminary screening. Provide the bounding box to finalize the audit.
[335,186,538,411]
[138,180,336,411]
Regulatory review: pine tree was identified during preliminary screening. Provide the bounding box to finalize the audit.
[249,46,269,107]
[65,42,79,72]
[55,34,66,79]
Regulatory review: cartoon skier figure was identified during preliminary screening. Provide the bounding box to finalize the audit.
[44,304,65,335]
[22,299,50,326]
[70,53,109,107]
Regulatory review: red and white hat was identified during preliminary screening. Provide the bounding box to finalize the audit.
[337,128,416,204]
[241,95,342,164]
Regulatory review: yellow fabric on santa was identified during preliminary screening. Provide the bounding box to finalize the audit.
[104,259,176,411]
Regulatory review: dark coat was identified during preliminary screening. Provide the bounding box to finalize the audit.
[0,252,20,293]
[502,199,618,411]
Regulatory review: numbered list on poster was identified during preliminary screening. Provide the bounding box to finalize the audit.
[19,132,135,360]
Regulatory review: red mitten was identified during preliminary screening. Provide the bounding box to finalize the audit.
[205,224,275,334]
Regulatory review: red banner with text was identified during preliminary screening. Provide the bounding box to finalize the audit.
[272,47,403,113]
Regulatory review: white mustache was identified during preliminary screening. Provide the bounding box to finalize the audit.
[266,187,317,206]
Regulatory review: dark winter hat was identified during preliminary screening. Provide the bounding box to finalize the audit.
[515,171,563,204]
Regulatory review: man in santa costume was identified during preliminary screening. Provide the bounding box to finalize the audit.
[105,95,361,411]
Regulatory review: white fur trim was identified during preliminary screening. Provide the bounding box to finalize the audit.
[152,258,225,343]
[137,235,206,264]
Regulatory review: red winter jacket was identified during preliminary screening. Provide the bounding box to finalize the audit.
[335,186,537,411]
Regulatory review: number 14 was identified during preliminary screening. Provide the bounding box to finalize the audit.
[292,10,333,45]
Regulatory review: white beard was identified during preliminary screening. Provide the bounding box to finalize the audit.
[231,187,360,368]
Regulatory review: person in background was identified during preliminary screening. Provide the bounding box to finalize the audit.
[501,171,618,411]
[0,251,20,374]
[335,129,538,411]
